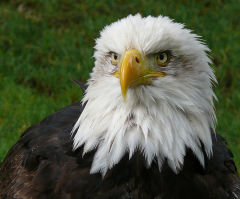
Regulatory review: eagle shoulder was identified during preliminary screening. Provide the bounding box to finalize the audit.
[0,103,102,198]
[0,103,239,199]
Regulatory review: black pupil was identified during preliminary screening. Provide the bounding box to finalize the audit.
[159,54,165,60]
[114,54,118,60]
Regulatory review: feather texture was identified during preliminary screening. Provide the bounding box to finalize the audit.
[73,14,216,175]
[0,103,239,199]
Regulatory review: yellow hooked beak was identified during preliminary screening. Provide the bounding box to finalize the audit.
[115,49,165,101]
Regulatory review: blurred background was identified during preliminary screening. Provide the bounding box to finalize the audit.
[0,0,239,170]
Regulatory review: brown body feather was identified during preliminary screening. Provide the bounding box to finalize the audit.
[0,102,239,199]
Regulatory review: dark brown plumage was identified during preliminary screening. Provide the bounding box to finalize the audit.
[0,100,239,199]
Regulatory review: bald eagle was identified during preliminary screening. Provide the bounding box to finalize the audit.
[0,14,239,199]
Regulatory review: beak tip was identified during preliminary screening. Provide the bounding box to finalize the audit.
[122,92,127,102]
[121,83,128,102]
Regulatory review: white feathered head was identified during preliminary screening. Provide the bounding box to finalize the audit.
[72,14,217,176]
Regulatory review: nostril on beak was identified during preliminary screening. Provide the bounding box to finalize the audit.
[135,57,140,63]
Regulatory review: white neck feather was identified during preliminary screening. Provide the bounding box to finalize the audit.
[72,74,216,176]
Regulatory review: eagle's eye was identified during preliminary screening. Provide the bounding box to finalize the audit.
[110,52,119,66]
[155,51,170,66]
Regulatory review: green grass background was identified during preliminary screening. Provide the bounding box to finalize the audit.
[0,0,239,170]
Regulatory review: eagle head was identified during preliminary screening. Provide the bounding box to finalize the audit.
[72,14,217,176]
